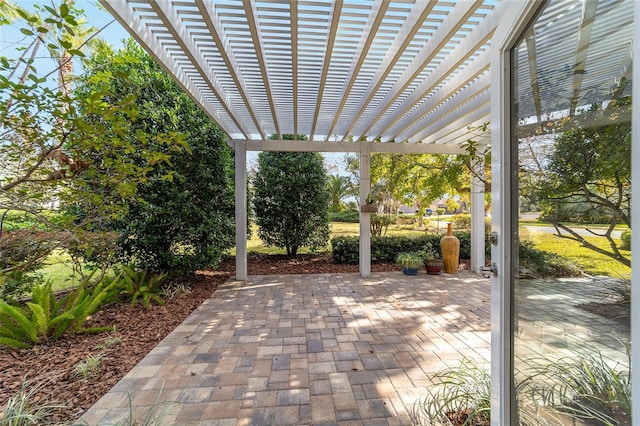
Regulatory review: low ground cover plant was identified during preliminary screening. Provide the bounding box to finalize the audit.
[0,272,117,349]
[110,265,167,309]
[411,345,630,425]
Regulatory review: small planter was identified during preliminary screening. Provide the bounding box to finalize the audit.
[402,266,419,275]
[396,252,423,275]
[360,204,378,213]
[425,258,443,275]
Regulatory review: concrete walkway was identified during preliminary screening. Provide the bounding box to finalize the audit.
[78,272,630,425]
[78,272,492,425]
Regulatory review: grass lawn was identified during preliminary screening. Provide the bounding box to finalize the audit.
[31,218,630,292]
[520,228,631,278]
[38,250,96,292]
[233,221,431,256]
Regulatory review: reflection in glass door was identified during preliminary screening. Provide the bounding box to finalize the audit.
[512,1,632,424]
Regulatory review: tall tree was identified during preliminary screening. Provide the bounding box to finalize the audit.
[532,98,631,266]
[79,40,236,273]
[1,3,178,279]
[327,175,353,212]
[252,138,330,257]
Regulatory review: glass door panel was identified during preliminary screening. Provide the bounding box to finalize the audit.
[512,1,632,423]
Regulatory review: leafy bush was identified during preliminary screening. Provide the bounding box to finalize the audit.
[329,209,360,223]
[0,270,43,303]
[0,230,56,271]
[451,214,471,229]
[0,273,117,349]
[0,211,45,232]
[410,360,491,425]
[82,41,236,274]
[619,229,631,250]
[539,201,618,225]
[370,214,395,236]
[450,214,491,234]
[110,265,167,308]
[65,231,121,270]
[519,241,582,278]
[396,215,416,226]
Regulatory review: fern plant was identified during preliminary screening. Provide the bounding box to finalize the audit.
[114,265,167,308]
[0,272,117,349]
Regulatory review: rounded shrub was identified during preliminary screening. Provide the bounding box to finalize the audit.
[620,229,631,250]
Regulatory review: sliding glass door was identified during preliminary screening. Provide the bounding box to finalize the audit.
[511,1,632,423]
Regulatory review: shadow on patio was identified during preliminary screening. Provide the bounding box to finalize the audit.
[78,271,629,425]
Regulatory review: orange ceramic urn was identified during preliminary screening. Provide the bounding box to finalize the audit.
[440,223,460,273]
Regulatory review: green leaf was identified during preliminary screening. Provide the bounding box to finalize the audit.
[0,301,37,344]
[20,28,34,36]
[26,302,47,337]
[59,39,72,49]
[59,2,69,17]
[0,336,32,349]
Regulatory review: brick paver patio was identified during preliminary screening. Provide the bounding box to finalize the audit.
[78,271,629,425]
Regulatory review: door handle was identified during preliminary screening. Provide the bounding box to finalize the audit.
[482,262,498,278]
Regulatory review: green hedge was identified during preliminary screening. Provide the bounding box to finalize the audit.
[329,209,360,223]
[331,231,483,264]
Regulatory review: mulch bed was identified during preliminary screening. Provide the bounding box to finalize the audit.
[0,254,399,424]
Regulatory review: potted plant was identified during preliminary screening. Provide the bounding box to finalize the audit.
[360,193,378,213]
[420,243,443,275]
[396,252,423,275]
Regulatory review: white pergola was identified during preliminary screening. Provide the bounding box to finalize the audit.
[100,0,505,280]
[101,1,640,421]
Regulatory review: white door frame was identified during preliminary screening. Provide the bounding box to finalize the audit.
[489,2,542,423]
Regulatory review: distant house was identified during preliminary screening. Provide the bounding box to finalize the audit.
[398,205,418,214]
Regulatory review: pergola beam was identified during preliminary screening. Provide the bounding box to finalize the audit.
[524,29,543,123]
[374,3,501,141]
[569,0,598,115]
[394,66,491,143]
[408,90,490,144]
[332,1,435,140]
[239,139,467,155]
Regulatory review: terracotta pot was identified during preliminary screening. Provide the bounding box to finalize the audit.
[440,223,460,273]
[425,258,443,275]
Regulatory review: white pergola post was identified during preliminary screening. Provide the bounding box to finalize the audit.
[359,145,371,277]
[470,156,486,272]
[234,140,248,281]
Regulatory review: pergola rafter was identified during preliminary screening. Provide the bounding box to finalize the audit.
[346,0,486,142]
[194,1,267,139]
[243,0,282,139]
[309,0,342,140]
[324,0,389,141]
[569,0,598,115]
[102,0,511,150]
